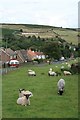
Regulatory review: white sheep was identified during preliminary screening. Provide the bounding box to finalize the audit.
[48,69,57,76]
[17,93,31,106]
[57,78,65,95]
[68,64,71,68]
[63,71,71,75]
[61,66,64,71]
[28,70,36,76]
[50,68,52,71]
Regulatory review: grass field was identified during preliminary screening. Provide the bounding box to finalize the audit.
[2,60,78,118]
[1,24,78,45]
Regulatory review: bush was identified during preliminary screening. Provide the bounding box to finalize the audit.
[70,63,80,74]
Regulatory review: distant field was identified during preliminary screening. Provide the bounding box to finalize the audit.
[2,59,78,118]
[53,29,78,45]
[1,24,78,45]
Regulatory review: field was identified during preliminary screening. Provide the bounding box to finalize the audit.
[2,59,78,118]
[1,24,78,45]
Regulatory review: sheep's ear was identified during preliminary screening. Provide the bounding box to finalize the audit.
[22,89,25,91]
[19,89,21,91]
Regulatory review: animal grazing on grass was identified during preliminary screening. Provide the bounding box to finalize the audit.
[61,66,64,71]
[48,68,61,76]
[28,69,36,76]
[67,64,71,68]
[57,78,65,95]
[63,71,71,75]
[48,68,57,76]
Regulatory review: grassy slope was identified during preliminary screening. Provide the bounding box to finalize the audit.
[53,29,78,45]
[2,60,78,118]
[1,24,78,45]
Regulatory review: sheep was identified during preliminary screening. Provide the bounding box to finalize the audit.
[28,69,36,76]
[61,66,64,71]
[50,68,52,71]
[48,69,57,76]
[28,69,33,72]
[67,64,71,68]
[63,71,71,75]
[19,89,33,98]
[57,78,65,95]
[17,93,31,106]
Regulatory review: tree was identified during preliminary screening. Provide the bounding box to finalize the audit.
[20,29,23,32]
[42,42,61,60]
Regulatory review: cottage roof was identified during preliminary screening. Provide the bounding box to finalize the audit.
[5,48,16,55]
[27,49,37,57]
[35,51,44,55]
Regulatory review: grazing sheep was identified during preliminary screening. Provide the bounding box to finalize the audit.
[61,66,64,71]
[28,69,36,76]
[50,68,53,71]
[63,71,71,75]
[17,93,31,106]
[57,78,65,95]
[48,68,57,76]
[68,64,71,68]
[28,69,33,72]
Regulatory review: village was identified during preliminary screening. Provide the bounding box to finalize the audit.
[1,23,79,118]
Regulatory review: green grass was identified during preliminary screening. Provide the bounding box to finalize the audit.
[1,24,78,45]
[53,29,78,45]
[2,61,78,118]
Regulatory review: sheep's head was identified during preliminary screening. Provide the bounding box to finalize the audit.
[24,94,31,99]
[59,89,63,95]
[19,88,25,93]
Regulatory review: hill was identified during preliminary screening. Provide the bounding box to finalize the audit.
[1,24,78,45]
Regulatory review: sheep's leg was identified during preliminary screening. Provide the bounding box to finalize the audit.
[27,99,30,105]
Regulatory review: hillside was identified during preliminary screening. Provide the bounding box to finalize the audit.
[1,24,78,45]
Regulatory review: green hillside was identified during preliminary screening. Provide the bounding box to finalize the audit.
[1,24,78,45]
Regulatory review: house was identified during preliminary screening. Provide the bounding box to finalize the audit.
[16,49,28,63]
[0,48,25,65]
[27,49,37,61]
[5,48,17,60]
[27,49,45,61]
[0,48,10,64]
[35,51,45,59]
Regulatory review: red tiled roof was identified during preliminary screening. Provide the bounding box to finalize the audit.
[27,50,37,57]
[35,52,44,55]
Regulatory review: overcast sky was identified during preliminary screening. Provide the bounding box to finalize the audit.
[0,0,79,28]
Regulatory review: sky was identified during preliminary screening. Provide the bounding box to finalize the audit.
[0,0,79,28]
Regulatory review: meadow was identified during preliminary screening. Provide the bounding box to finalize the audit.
[2,60,78,118]
[1,24,78,45]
